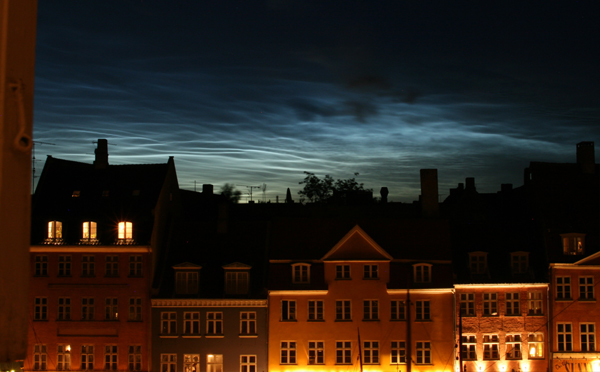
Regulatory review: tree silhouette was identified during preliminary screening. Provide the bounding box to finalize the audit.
[220,183,242,203]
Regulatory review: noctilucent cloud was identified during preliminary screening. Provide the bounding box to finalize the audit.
[33,1,600,202]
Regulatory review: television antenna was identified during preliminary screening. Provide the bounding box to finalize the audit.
[261,183,267,203]
[239,185,261,202]
[32,140,55,193]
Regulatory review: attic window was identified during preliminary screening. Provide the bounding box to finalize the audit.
[511,252,529,274]
[72,190,80,197]
[176,272,199,294]
[469,252,487,275]
[225,271,249,295]
[561,233,585,256]
[292,263,310,284]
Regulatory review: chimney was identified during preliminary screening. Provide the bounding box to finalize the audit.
[420,169,439,218]
[380,187,389,203]
[202,184,213,195]
[94,139,109,169]
[577,141,595,174]
[465,177,476,192]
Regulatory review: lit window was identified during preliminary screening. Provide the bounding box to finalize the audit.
[207,312,223,335]
[82,221,97,240]
[556,276,572,300]
[35,255,48,276]
[129,298,142,321]
[483,293,498,316]
[105,345,118,370]
[48,221,63,239]
[308,300,324,321]
[184,312,200,334]
[225,271,249,294]
[579,277,595,300]
[161,312,177,335]
[460,293,475,316]
[81,345,94,370]
[562,233,585,255]
[528,334,544,358]
[161,354,176,372]
[82,298,94,320]
[34,297,48,320]
[363,300,379,320]
[557,323,572,351]
[58,298,71,321]
[391,341,406,364]
[469,252,487,274]
[391,300,406,321]
[511,252,529,274]
[506,334,522,359]
[416,341,431,364]
[129,346,142,371]
[363,341,379,364]
[308,341,324,364]
[336,264,350,279]
[414,264,431,283]
[57,344,71,371]
[483,335,499,359]
[207,354,223,372]
[506,293,520,316]
[364,264,378,279]
[240,312,256,335]
[176,272,199,294]
[280,342,296,364]
[281,300,296,321]
[34,344,47,371]
[184,355,199,372]
[581,323,595,352]
[528,292,543,315]
[72,190,80,197]
[118,222,133,240]
[240,355,256,372]
[336,341,352,364]
[461,335,476,360]
[336,300,351,321]
[105,298,118,320]
[292,263,310,284]
[415,300,430,321]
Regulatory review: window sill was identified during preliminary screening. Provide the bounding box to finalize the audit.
[205,335,224,338]
[182,335,201,338]
[307,319,325,322]
[579,298,596,302]
[363,319,380,321]
[160,335,179,339]
[528,313,544,316]
[239,334,258,338]
[335,319,352,322]
[415,319,431,322]
[555,298,573,302]
[280,319,297,322]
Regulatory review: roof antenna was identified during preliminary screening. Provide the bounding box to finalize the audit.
[32,140,55,194]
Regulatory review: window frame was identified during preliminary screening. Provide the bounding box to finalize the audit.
[363,341,380,364]
[505,334,522,359]
[413,264,432,283]
[391,341,406,364]
[335,264,350,280]
[57,297,71,321]
[308,300,324,321]
[176,271,200,294]
[335,341,352,364]
[557,323,573,351]
[415,300,430,321]
[363,264,379,279]
[468,252,487,274]
[207,312,223,335]
[505,292,520,316]
[57,344,71,371]
[483,334,499,360]
[34,344,47,371]
[35,255,48,276]
[335,300,352,321]
[81,345,94,370]
[104,345,118,371]
[281,300,296,321]
[82,255,95,277]
[461,335,477,360]
[240,311,257,336]
[280,341,296,364]
[579,276,595,300]
[240,355,256,372]
[391,300,406,321]
[415,341,431,364]
[128,345,142,371]
[161,312,177,335]
[460,293,475,316]
[183,354,199,372]
[528,292,543,315]
[161,354,177,372]
[483,293,498,316]
[308,341,324,365]
[292,263,310,284]
[207,354,223,372]
[128,297,142,321]
[581,323,595,352]
[184,312,200,335]
[225,271,249,295]
[556,276,572,300]
[363,300,379,321]
[81,297,94,321]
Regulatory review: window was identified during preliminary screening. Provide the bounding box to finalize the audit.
[414,264,431,283]
[82,255,95,276]
[118,221,133,239]
[528,334,544,358]
[469,252,487,274]
[363,341,379,364]
[161,354,176,372]
[183,355,199,372]
[581,323,595,352]
[391,300,406,320]
[207,354,223,372]
[176,271,199,294]
[105,345,117,370]
[308,300,324,321]
[128,346,141,371]
[105,298,118,320]
[415,300,430,321]
[207,312,223,335]
[562,233,585,255]
[240,312,256,335]
[308,341,324,364]
[48,221,63,239]
[336,300,351,321]
[364,264,378,279]
[292,263,310,283]
[184,312,200,334]
[57,345,71,370]
[225,271,248,294]
[506,293,520,316]
[161,312,177,335]
[281,300,296,321]
[81,345,94,370]
[416,341,431,364]
[506,335,522,359]
[461,335,476,360]
[511,252,529,274]
[280,342,296,364]
[483,335,499,359]
[336,341,352,364]
[557,323,573,351]
[579,277,595,300]
[129,256,142,277]
[129,298,142,321]
[363,300,379,320]
[336,264,350,279]
[58,255,71,276]
[58,298,71,321]
[82,222,97,242]
[240,355,256,372]
[34,297,47,320]
[105,256,118,277]
[460,293,475,316]
[35,255,48,276]
[528,292,543,315]
[72,191,80,197]
[82,298,94,320]
[483,293,498,316]
[556,276,572,300]
[33,344,47,370]
[391,341,406,364]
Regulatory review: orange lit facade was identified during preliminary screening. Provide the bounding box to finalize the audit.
[268,221,455,372]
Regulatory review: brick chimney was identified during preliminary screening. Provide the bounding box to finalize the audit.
[420,169,439,218]
[203,184,213,195]
[577,141,595,174]
[94,139,109,169]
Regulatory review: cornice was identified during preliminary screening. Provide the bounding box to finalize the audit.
[152,299,267,307]
[30,245,152,253]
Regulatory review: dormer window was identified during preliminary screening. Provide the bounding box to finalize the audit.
[173,263,202,295]
[511,252,529,274]
[223,262,251,295]
[45,221,64,244]
[561,233,585,255]
[80,221,99,245]
[413,264,432,283]
[469,252,487,275]
[292,263,310,284]
[72,191,80,197]
[116,221,134,245]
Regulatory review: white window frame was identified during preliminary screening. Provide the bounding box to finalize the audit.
[161,354,176,372]
[57,344,71,371]
[240,355,256,372]
[506,292,520,316]
[281,300,296,321]
[207,312,223,335]
[161,312,177,335]
[391,341,406,364]
[335,300,351,321]
[364,264,378,279]
[483,293,498,316]
[118,221,133,240]
[34,297,48,320]
[562,233,585,255]
[528,292,543,315]
[128,345,142,371]
[363,341,379,364]
[336,264,350,280]
[308,341,324,365]
[460,293,475,316]
[105,298,118,320]
[335,341,352,364]
[82,298,94,321]
[581,323,595,352]
[81,345,94,370]
[308,300,324,321]
[176,271,199,294]
[104,345,118,370]
[556,276,572,300]
[413,264,431,283]
[528,333,544,358]
[58,297,71,321]
[48,221,62,239]
[557,323,572,351]
[207,354,223,372]
[416,341,431,364]
[292,263,310,284]
[129,297,142,321]
[280,342,296,364]
[34,344,47,371]
[391,300,406,321]
[461,335,476,360]
[363,300,379,320]
[415,300,430,321]
[579,276,595,300]
[483,335,499,360]
[82,221,97,240]
[184,312,200,334]
[505,334,522,359]
[183,354,199,372]
[240,311,256,335]
[225,271,249,294]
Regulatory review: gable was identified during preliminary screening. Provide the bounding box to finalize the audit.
[575,251,600,266]
[322,225,393,261]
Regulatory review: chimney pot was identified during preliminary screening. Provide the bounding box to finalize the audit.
[94,139,109,169]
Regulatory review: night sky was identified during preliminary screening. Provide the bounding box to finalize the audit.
[33,1,599,202]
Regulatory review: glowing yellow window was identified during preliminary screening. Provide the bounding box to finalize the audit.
[118,222,133,239]
[48,221,62,239]
[82,222,97,239]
